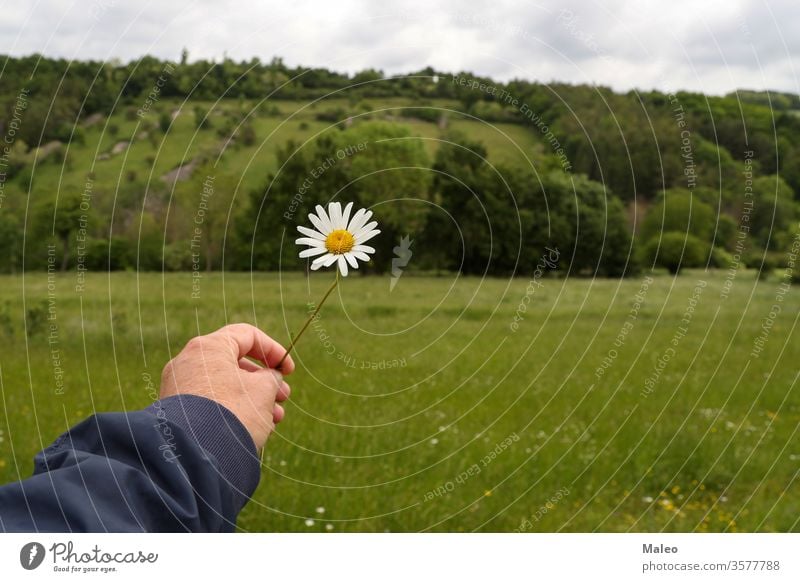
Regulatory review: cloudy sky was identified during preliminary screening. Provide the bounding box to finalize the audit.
[1,0,797,95]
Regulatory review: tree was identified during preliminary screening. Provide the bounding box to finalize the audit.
[343,123,431,272]
[184,165,233,271]
[749,175,797,251]
[34,193,88,271]
[235,123,431,273]
[554,173,634,276]
[193,105,212,130]
[640,189,716,244]
[159,111,171,133]
[0,213,21,273]
[424,134,515,274]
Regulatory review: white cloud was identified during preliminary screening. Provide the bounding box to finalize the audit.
[0,0,797,95]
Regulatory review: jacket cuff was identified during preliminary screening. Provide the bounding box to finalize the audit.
[145,395,260,509]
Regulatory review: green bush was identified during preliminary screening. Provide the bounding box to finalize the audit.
[26,301,48,337]
[163,242,194,271]
[159,111,171,133]
[0,301,14,336]
[709,246,734,269]
[315,107,348,123]
[240,124,257,146]
[193,105,212,129]
[644,232,708,274]
[641,189,715,243]
[401,107,441,123]
[83,238,133,271]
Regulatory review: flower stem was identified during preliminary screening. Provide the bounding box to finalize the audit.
[262,273,339,464]
[276,272,339,370]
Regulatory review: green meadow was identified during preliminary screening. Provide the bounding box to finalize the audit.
[0,270,796,532]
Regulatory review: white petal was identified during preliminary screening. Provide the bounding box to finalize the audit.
[346,208,366,232]
[295,237,325,247]
[354,228,378,243]
[353,244,376,254]
[355,229,380,244]
[313,205,333,234]
[348,209,372,233]
[354,221,378,237]
[344,253,359,268]
[311,253,333,268]
[322,254,339,267]
[352,251,371,262]
[308,213,328,236]
[346,208,365,232]
[299,246,328,258]
[337,255,349,277]
[297,225,325,240]
[329,202,342,230]
[341,202,353,228]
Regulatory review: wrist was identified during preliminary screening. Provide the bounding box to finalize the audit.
[145,394,261,508]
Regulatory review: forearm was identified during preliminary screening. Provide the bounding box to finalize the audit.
[0,395,260,532]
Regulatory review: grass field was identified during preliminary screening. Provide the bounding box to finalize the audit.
[0,269,797,532]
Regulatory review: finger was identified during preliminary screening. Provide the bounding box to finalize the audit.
[213,323,295,374]
[238,357,262,372]
[239,358,287,385]
[246,368,285,403]
[273,403,285,424]
[275,381,291,403]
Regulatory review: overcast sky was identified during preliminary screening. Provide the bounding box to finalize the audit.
[1,0,797,95]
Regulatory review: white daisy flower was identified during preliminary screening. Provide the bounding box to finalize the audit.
[296,201,380,277]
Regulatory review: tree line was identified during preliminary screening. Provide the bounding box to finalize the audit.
[0,52,798,277]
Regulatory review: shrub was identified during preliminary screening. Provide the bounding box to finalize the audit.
[315,107,348,122]
[26,301,48,337]
[710,246,734,269]
[240,124,257,146]
[644,232,708,274]
[83,238,133,271]
[159,111,171,133]
[401,107,440,123]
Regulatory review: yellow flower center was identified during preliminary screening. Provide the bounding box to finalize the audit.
[325,229,355,254]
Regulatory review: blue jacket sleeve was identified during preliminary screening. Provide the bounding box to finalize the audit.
[0,395,261,532]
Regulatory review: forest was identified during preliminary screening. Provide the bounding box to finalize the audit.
[1,52,798,277]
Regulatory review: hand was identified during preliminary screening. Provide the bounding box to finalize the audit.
[159,323,294,450]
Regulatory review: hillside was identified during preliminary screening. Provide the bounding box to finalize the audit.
[1,55,799,276]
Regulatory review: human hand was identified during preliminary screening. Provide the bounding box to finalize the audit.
[159,323,294,450]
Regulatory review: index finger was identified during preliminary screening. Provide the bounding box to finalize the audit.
[212,323,295,374]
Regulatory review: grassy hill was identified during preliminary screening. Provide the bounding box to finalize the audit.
[0,95,577,276]
[5,97,553,215]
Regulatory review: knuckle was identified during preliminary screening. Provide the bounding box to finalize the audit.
[184,336,207,353]
[222,322,252,336]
